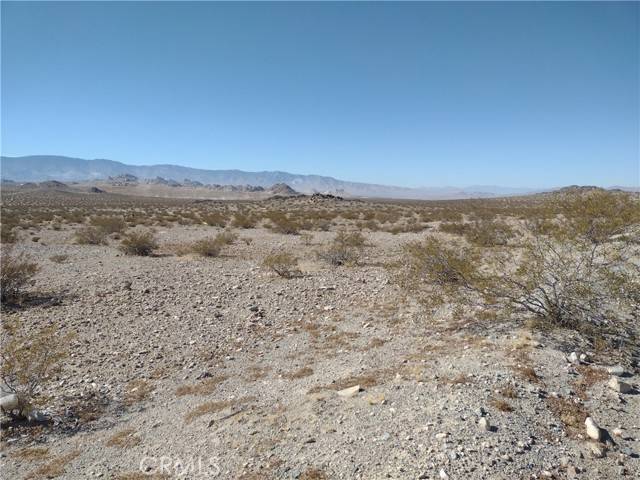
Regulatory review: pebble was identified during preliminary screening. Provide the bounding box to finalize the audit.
[607,365,626,376]
[585,417,601,441]
[337,385,361,398]
[478,417,491,432]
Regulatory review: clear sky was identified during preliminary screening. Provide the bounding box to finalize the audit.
[1,1,638,188]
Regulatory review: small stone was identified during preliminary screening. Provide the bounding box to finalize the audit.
[567,465,578,478]
[337,385,361,398]
[607,365,626,376]
[608,377,632,394]
[613,427,624,437]
[585,417,601,441]
[478,417,491,432]
[589,442,606,458]
[579,353,588,363]
[439,468,449,480]
[559,456,570,468]
[568,352,579,364]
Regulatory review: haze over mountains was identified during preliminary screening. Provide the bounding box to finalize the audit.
[2,154,540,199]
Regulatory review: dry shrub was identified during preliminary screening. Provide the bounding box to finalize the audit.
[215,230,238,246]
[300,233,314,246]
[106,427,141,448]
[267,212,300,235]
[1,247,38,304]
[90,215,127,234]
[189,237,222,257]
[175,375,228,396]
[284,367,313,379]
[231,212,257,229]
[547,396,588,433]
[398,219,640,354]
[334,229,366,248]
[119,229,158,256]
[490,397,514,412]
[572,365,608,400]
[74,226,108,245]
[263,252,301,278]
[124,379,154,406]
[300,468,328,480]
[24,450,80,480]
[184,400,232,424]
[12,447,50,460]
[0,321,68,412]
[464,219,515,246]
[200,211,227,228]
[49,254,69,264]
[500,384,518,398]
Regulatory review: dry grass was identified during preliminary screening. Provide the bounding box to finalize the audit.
[547,396,589,435]
[572,365,608,400]
[284,367,314,380]
[124,379,154,406]
[106,427,142,448]
[499,384,518,399]
[490,397,514,412]
[24,450,80,479]
[245,365,272,381]
[175,375,228,396]
[49,254,69,264]
[184,396,255,424]
[442,373,473,385]
[300,468,329,480]
[11,447,50,460]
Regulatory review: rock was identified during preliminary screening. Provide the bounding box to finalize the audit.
[568,352,579,364]
[613,427,624,437]
[475,406,486,417]
[585,417,601,441]
[478,417,491,432]
[579,353,588,363]
[337,385,361,398]
[439,468,449,480]
[607,365,626,376]
[608,377,632,394]
[567,465,578,478]
[589,442,606,458]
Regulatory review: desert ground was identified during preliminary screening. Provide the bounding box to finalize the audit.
[1,185,639,480]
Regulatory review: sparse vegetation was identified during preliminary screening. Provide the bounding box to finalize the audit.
[263,252,301,278]
[0,321,69,413]
[1,247,39,304]
[74,225,108,245]
[119,229,158,256]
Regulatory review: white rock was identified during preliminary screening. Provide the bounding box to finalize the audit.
[568,352,579,364]
[478,417,491,432]
[585,417,601,441]
[608,377,632,394]
[337,385,361,398]
[606,365,626,376]
[439,468,450,480]
[613,428,623,437]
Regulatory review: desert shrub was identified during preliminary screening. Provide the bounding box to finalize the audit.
[74,226,108,245]
[215,230,238,246]
[317,243,359,266]
[334,229,366,248]
[464,219,515,247]
[397,233,640,352]
[1,220,18,243]
[49,254,69,264]
[1,321,68,414]
[263,252,301,278]
[200,211,227,228]
[1,248,38,304]
[267,212,300,235]
[231,212,257,229]
[439,222,468,236]
[189,238,222,257]
[558,190,640,244]
[119,229,158,256]
[90,215,127,234]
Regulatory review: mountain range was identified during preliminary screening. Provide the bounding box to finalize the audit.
[0,155,540,199]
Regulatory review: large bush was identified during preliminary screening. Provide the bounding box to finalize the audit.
[119,229,158,256]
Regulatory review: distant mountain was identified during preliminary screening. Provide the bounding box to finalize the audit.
[0,155,538,199]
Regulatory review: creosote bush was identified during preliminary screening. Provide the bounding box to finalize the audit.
[90,215,127,234]
[74,226,108,245]
[263,252,301,278]
[397,202,640,354]
[1,248,39,305]
[189,238,222,257]
[1,321,69,414]
[119,229,158,256]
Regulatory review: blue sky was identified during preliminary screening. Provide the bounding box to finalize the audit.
[1,2,638,188]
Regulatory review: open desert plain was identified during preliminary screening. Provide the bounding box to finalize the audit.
[1,184,639,480]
